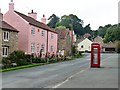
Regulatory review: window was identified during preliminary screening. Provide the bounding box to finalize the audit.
[41,44,44,52]
[51,33,54,39]
[3,31,9,41]
[37,44,40,53]
[42,30,45,36]
[31,43,35,53]
[81,45,84,48]
[31,27,35,35]
[2,47,8,57]
[51,46,53,52]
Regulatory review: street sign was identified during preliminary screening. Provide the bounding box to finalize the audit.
[91,42,101,68]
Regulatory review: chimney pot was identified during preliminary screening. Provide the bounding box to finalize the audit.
[28,10,37,20]
[32,10,33,13]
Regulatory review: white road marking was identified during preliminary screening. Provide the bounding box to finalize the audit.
[52,67,89,88]
[52,56,113,88]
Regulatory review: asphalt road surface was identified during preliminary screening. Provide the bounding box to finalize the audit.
[1,53,118,88]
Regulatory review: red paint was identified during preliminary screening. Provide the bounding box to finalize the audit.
[91,42,101,68]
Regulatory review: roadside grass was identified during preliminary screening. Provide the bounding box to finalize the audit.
[0,54,84,72]
[0,63,46,72]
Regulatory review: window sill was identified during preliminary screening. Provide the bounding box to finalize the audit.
[3,40,9,42]
[2,55,8,57]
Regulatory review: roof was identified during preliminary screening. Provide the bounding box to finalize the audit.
[103,41,116,48]
[14,11,57,34]
[1,21,18,32]
[55,28,69,39]
[93,36,103,43]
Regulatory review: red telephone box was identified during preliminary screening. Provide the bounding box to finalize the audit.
[91,42,101,68]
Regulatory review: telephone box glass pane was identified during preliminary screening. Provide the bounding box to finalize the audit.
[93,48,98,64]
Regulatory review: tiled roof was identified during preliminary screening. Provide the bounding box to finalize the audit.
[103,41,116,48]
[14,11,57,33]
[55,28,69,39]
[1,21,18,32]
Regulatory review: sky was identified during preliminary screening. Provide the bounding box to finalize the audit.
[0,0,119,30]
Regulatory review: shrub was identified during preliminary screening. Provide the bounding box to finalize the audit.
[32,57,46,63]
[9,50,30,66]
[74,51,82,58]
[2,57,12,68]
[116,41,120,53]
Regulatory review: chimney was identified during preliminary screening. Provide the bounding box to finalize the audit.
[0,9,3,21]
[28,10,37,20]
[9,0,14,11]
[41,14,46,24]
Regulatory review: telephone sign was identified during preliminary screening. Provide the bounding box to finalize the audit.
[91,42,101,68]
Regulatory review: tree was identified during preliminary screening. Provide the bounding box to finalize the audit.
[47,14,60,28]
[84,24,92,34]
[97,24,111,38]
[104,24,120,43]
[116,41,120,53]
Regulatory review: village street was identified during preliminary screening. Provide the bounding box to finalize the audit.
[2,53,118,88]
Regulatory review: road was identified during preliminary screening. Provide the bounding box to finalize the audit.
[1,53,118,88]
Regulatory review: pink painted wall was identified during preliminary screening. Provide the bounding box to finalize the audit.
[28,26,47,56]
[4,1,58,56]
[4,10,29,53]
[48,31,58,54]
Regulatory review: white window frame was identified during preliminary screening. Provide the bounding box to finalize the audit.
[51,33,54,39]
[41,44,44,52]
[51,46,53,52]
[31,27,35,35]
[31,43,35,53]
[37,44,40,53]
[42,30,45,37]
[2,47,8,57]
[3,31,9,41]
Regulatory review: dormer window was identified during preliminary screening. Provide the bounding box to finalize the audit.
[3,31,9,41]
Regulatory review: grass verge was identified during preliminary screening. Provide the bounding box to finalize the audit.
[0,63,46,72]
[0,55,84,72]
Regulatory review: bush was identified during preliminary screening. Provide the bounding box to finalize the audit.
[74,51,82,58]
[2,57,12,68]
[116,41,120,53]
[32,57,46,63]
[9,50,30,66]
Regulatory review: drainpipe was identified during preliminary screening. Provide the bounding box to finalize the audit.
[46,30,48,57]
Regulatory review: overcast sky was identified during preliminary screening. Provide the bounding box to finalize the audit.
[0,0,119,30]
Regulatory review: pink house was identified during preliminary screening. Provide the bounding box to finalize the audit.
[4,1,58,57]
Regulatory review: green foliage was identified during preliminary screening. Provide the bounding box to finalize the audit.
[71,45,79,56]
[48,14,86,36]
[97,24,111,38]
[74,51,82,58]
[47,14,60,28]
[32,57,46,63]
[0,64,41,72]
[116,41,120,53]
[84,24,92,34]
[56,25,66,29]
[2,57,12,68]
[104,24,120,43]
[9,50,30,66]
